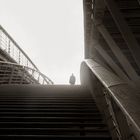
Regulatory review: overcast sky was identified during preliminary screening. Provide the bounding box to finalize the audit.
[0,0,84,84]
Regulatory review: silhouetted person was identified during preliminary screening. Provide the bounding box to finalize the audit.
[69,73,76,85]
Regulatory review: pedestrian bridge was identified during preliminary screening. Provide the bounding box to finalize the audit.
[0,25,53,85]
[0,0,140,139]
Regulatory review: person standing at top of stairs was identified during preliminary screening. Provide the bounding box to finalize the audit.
[69,73,76,85]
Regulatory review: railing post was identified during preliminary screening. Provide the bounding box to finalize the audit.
[8,40,10,54]
[20,66,25,84]
[18,51,20,64]
[9,65,15,84]
[38,74,40,83]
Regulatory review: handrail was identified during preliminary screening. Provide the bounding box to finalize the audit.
[0,61,53,85]
[81,59,140,140]
[0,25,38,70]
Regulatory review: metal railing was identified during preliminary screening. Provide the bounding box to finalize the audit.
[0,25,53,84]
[0,61,53,85]
[81,59,140,140]
[0,25,38,70]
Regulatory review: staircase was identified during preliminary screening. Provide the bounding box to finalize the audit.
[0,85,112,139]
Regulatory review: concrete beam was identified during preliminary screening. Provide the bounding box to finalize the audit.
[96,23,139,81]
[104,0,140,70]
[94,42,130,82]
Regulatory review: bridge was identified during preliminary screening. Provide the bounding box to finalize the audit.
[0,0,140,139]
[0,25,53,85]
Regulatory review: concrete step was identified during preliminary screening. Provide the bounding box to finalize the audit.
[0,128,110,135]
[0,85,111,139]
[0,135,112,140]
[0,122,107,128]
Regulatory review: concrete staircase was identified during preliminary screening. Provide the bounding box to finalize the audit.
[0,85,112,139]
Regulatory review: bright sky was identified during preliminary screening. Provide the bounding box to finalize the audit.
[0,0,84,84]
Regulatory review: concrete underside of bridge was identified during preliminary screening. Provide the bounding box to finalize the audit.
[83,0,140,86]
